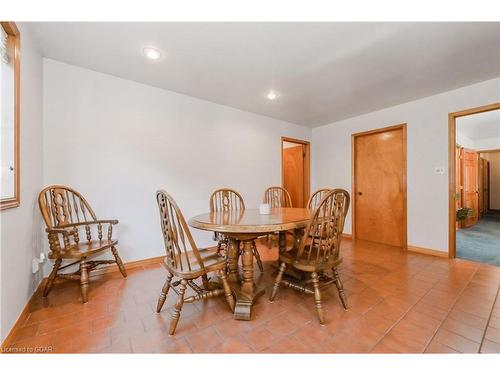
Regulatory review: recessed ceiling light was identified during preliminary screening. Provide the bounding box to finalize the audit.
[267,90,279,100]
[143,47,161,60]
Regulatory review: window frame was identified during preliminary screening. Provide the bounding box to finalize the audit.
[0,21,20,210]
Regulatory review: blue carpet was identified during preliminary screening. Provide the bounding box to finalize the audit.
[457,213,500,266]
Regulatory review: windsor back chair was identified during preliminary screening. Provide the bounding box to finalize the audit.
[307,188,331,210]
[156,190,235,335]
[263,186,293,248]
[209,188,263,272]
[264,186,293,208]
[269,189,350,325]
[38,185,127,303]
[209,188,245,254]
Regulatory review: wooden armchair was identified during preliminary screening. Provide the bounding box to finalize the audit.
[38,185,127,303]
[269,189,350,325]
[156,190,235,335]
[263,186,293,248]
[307,188,331,210]
[209,188,263,273]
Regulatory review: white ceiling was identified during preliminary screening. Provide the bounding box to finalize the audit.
[28,22,500,127]
[457,109,500,141]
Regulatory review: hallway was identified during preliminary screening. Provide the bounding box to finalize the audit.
[457,212,500,266]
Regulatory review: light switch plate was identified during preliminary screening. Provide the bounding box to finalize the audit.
[434,167,445,174]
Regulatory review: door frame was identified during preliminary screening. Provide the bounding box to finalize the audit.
[351,123,408,248]
[448,102,500,258]
[281,136,310,207]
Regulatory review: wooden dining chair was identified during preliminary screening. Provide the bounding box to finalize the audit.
[209,188,263,272]
[307,188,331,210]
[209,188,245,254]
[38,185,127,303]
[264,186,293,248]
[269,189,350,325]
[264,186,293,209]
[156,190,235,335]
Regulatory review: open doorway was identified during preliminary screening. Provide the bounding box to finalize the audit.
[281,137,310,208]
[449,103,500,266]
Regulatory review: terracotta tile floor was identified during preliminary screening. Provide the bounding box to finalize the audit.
[3,239,500,353]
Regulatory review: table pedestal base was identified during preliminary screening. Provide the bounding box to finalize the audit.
[227,236,266,320]
[232,283,266,320]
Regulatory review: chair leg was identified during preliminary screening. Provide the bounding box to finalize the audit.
[267,234,272,248]
[43,258,62,297]
[156,273,173,313]
[80,260,89,304]
[218,270,235,312]
[311,272,325,325]
[111,246,127,278]
[169,279,187,335]
[201,274,211,290]
[332,267,348,310]
[252,243,264,273]
[270,262,286,302]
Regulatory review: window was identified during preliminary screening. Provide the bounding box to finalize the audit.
[0,22,19,210]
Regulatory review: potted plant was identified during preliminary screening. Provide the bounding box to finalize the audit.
[456,207,473,222]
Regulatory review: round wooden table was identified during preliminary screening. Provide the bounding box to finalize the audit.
[189,208,311,320]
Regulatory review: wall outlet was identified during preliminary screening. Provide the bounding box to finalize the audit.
[32,258,40,274]
[434,167,445,175]
[31,253,46,274]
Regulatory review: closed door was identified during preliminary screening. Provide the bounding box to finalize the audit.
[462,149,479,227]
[456,146,463,211]
[483,160,490,212]
[354,126,406,247]
[478,158,484,217]
[282,138,310,208]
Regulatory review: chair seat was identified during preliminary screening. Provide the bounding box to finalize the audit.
[163,247,226,278]
[49,239,118,259]
[280,245,341,272]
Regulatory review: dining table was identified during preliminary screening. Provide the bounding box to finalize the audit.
[188,207,311,320]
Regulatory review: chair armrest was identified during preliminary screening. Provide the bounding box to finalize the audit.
[56,219,119,229]
[45,227,76,236]
[46,220,119,254]
[45,227,77,254]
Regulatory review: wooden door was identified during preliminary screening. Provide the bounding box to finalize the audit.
[462,149,479,227]
[456,146,463,211]
[478,158,485,217]
[483,160,490,212]
[353,126,406,247]
[283,144,305,207]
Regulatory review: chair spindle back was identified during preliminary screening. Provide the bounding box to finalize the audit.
[264,186,292,208]
[39,185,97,229]
[297,189,350,265]
[156,190,204,273]
[307,188,331,210]
[209,188,245,212]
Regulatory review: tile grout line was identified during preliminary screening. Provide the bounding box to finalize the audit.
[366,261,449,353]
[478,283,500,353]
[364,257,481,353]
[319,257,440,352]
[420,264,482,353]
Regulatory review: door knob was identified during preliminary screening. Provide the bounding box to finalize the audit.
[358,192,363,196]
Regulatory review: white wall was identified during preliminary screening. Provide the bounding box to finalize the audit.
[456,130,477,149]
[312,77,500,253]
[456,128,500,150]
[0,24,44,342]
[43,59,311,263]
[475,137,500,150]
